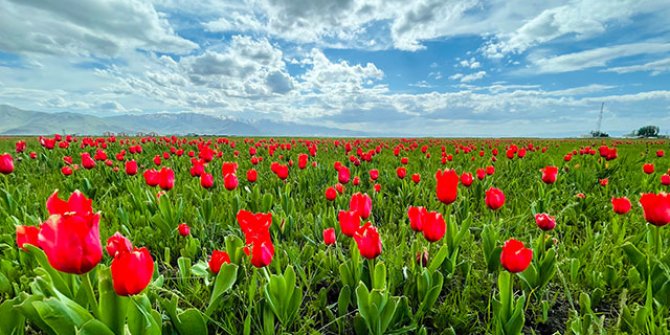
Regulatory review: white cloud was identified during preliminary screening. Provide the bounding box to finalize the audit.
[529,42,670,73]
[450,71,486,83]
[483,0,669,58]
[603,57,670,75]
[0,0,197,57]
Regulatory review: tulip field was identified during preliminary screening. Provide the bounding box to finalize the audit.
[2,135,670,335]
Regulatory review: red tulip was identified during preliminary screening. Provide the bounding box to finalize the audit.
[159,167,175,191]
[81,153,96,170]
[323,227,336,245]
[611,197,631,215]
[534,213,556,231]
[599,178,608,187]
[61,166,73,176]
[354,222,382,259]
[111,247,154,296]
[476,168,486,180]
[640,193,670,226]
[29,152,37,159]
[486,165,495,175]
[275,164,289,180]
[144,169,159,187]
[500,239,533,273]
[249,240,274,268]
[657,150,665,157]
[0,153,14,174]
[222,162,238,177]
[298,154,308,169]
[369,169,379,181]
[643,163,655,174]
[339,210,361,237]
[374,184,381,192]
[407,206,427,232]
[125,160,138,176]
[485,187,505,210]
[422,211,446,242]
[224,173,239,191]
[460,172,473,187]
[153,155,161,166]
[435,169,458,205]
[325,187,337,201]
[178,223,190,237]
[335,183,345,194]
[541,166,558,184]
[662,174,670,186]
[15,141,26,153]
[338,165,350,184]
[400,157,409,165]
[38,190,102,274]
[201,173,214,189]
[208,250,231,274]
[411,173,421,184]
[16,225,40,250]
[246,169,257,183]
[396,167,407,179]
[106,232,132,258]
[350,193,372,219]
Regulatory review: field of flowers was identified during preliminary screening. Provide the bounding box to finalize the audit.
[0,135,669,334]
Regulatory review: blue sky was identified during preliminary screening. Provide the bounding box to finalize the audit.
[1,0,669,136]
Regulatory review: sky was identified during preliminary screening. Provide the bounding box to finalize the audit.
[1,0,669,137]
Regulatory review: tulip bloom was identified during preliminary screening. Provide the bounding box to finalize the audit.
[61,166,73,176]
[111,247,154,296]
[178,223,190,237]
[396,167,407,179]
[661,174,670,186]
[144,169,160,187]
[208,250,231,274]
[237,210,274,268]
[338,166,350,184]
[323,227,336,245]
[534,213,556,231]
[349,193,372,219]
[16,225,40,250]
[15,141,26,153]
[158,167,175,191]
[485,187,505,210]
[0,153,14,174]
[38,190,102,274]
[500,239,533,273]
[339,210,361,237]
[369,169,379,181]
[460,172,473,187]
[106,232,133,258]
[476,168,486,180]
[200,173,214,189]
[422,211,446,242]
[325,187,337,201]
[435,169,458,205]
[407,206,427,232]
[639,193,670,227]
[223,173,239,191]
[611,197,631,215]
[246,169,257,183]
[125,160,138,176]
[353,222,382,259]
[411,173,421,184]
[643,163,655,174]
[541,166,558,184]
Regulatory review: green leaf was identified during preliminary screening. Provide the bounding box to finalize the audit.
[0,297,26,335]
[337,286,351,317]
[127,295,161,335]
[206,263,238,316]
[76,319,115,335]
[428,245,448,273]
[98,266,129,335]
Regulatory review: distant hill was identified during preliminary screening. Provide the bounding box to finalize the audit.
[0,104,362,136]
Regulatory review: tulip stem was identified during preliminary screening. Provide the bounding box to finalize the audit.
[262,267,272,282]
[368,259,375,288]
[655,226,662,258]
[81,272,100,318]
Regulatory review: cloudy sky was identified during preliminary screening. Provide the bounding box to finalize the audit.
[1,0,669,137]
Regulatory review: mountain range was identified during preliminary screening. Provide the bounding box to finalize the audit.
[1,104,621,138]
[0,105,364,137]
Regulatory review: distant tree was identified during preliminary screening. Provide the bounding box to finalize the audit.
[590,130,609,138]
[636,125,660,138]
